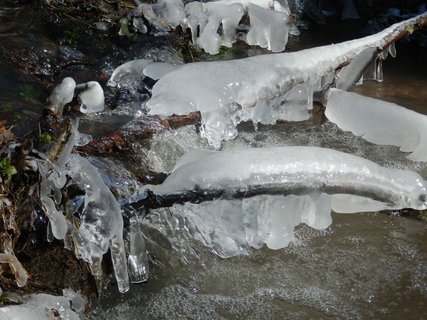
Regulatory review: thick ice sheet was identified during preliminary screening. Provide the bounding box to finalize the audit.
[326,89,427,161]
[148,146,427,210]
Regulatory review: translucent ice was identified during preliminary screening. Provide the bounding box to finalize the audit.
[38,161,68,240]
[108,59,154,88]
[127,217,150,283]
[147,146,427,210]
[335,47,376,90]
[107,59,179,88]
[147,13,426,146]
[0,253,28,287]
[64,154,129,293]
[326,89,427,162]
[143,194,332,258]
[135,0,185,32]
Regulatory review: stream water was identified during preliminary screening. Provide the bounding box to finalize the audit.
[86,38,427,320]
[1,2,426,319]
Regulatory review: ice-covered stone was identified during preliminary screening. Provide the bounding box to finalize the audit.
[76,81,105,113]
[46,77,76,116]
[326,89,427,162]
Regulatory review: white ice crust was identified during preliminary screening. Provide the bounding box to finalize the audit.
[146,14,424,147]
[326,89,427,162]
[0,293,80,320]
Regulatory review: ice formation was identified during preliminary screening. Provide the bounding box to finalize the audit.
[127,216,150,283]
[142,146,427,257]
[107,59,180,88]
[146,13,426,147]
[147,146,427,210]
[144,194,333,258]
[0,253,28,287]
[64,154,129,293]
[132,0,293,54]
[76,81,105,113]
[326,89,427,162]
[0,293,80,320]
[46,77,76,116]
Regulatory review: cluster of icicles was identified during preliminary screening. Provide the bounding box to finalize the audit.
[130,0,297,54]
[4,6,426,299]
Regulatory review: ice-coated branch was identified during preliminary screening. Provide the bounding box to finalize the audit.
[145,12,427,148]
[138,145,427,258]
[128,146,427,212]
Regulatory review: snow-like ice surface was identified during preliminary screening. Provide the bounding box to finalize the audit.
[146,13,426,147]
[148,146,427,210]
[326,89,427,161]
[0,293,80,320]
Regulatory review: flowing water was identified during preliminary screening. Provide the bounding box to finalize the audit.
[1,3,426,319]
[87,39,427,320]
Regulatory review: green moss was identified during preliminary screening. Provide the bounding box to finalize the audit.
[19,84,42,102]
[38,132,52,144]
[0,157,17,179]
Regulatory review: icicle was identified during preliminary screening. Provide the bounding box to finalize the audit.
[335,47,376,90]
[128,217,150,283]
[111,233,130,293]
[380,48,388,60]
[282,84,310,121]
[388,41,397,58]
[133,17,148,33]
[375,57,384,82]
[0,253,29,287]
